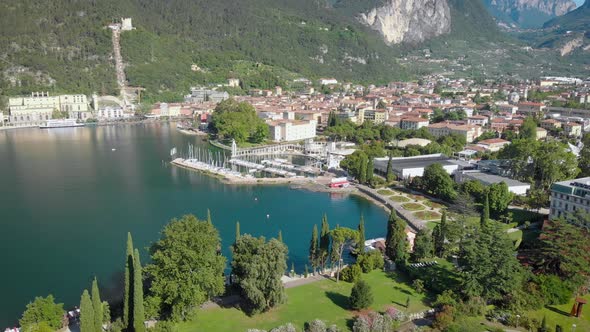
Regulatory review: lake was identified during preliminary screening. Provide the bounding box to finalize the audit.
[0,123,388,326]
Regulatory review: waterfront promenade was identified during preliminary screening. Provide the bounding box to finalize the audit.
[354,184,430,231]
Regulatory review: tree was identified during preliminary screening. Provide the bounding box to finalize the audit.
[330,227,359,282]
[385,154,394,183]
[133,249,145,332]
[207,209,212,224]
[231,235,288,314]
[309,224,319,273]
[499,139,579,189]
[536,219,590,289]
[278,230,283,242]
[385,211,408,264]
[480,192,490,227]
[520,117,537,141]
[459,223,524,300]
[357,216,366,255]
[19,295,64,332]
[358,153,368,184]
[422,163,456,201]
[433,211,447,257]
[235,221,241,243]
[91,278,103,332]
[319,214,330,272]
[488,182,513,218]
[209,99,268,143]
[365,158,374,184]
[579,133,590,177]
[412,229,433,261]
[146,215,226,320]
[349,280,373,310]
[80,290,95,332]
[123,232,134,328]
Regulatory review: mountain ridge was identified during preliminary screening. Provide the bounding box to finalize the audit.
[483,0,577,28]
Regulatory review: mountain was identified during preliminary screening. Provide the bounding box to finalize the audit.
[1,0,579,104]
[515,0,589,58]
[483,0,577,28]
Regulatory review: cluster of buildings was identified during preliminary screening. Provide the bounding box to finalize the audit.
[1,92,135,127]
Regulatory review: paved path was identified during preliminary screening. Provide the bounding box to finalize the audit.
[284,274,330,288]
[355,184,430,231]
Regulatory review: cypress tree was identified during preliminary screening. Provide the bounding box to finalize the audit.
[80,290,95,332]
[366,158,374,184]
[358,215,366,255]
[309,224,319,272]
[133,249,145,332]
[123,233,134,328]
[386,154,394,183]
[319,214,330,271]
[385,210,408,264]
[235,221,240,243]
[359,154,368,184]
[481,192,490,227]
[433,211,447,257]
[278,230,283,242]
[91,278,103,332]
[207,209,212,224]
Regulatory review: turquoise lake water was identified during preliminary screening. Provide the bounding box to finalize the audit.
[0,123,388,325]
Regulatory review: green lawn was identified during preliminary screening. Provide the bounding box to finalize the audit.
[408,194,427,201]
[377,189,395,196]
[423,200,445,209]
[389,195,410,203]
[525,295,590,332]
[402,203,425,211]
[413,211,442,221]
[176,270,429,332]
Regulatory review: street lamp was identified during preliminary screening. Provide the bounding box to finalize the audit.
[515,314,520,328]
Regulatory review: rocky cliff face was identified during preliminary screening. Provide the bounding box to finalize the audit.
[488,0,576,16]
[358,0,451,45]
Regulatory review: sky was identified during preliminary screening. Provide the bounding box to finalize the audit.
[575,0,584,6]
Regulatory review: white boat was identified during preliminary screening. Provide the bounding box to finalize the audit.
[39,119,85,129]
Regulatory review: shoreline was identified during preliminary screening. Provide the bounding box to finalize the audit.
[171,158,393,213]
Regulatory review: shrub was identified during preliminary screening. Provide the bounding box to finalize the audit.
[432,305,455,331]
[458,296,486,317]
[357,251,384,273]
[537,274,573,305]
[349,280,373,310]
[306,320,326,332]
[412,279,425,294]
[341,264,362,283]
[269,323,297,332]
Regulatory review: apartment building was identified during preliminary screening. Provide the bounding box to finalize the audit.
[549,177,590,220]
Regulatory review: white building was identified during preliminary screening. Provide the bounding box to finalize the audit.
[400,117,429,130]
[455,171,530,196]
[428,122,483,143]
[549,177,590,220]
[121,18,133,31]
[7,92,91,126]
[318,78,338,85]
[96,107,125,120]
[373,154,464,179]
[268,120,317,142]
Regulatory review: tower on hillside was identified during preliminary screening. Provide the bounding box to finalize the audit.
[121,18,133,31]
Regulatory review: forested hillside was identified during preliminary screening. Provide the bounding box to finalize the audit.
[1,0,580,104]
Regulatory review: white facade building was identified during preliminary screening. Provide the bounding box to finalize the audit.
[268,120,317,142]
[8,92,90,126]
[455,171,530,196]
[96,107,125,120]
[549,177,590,220]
